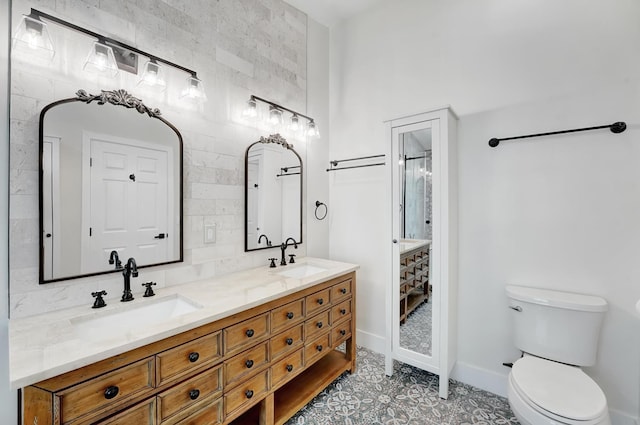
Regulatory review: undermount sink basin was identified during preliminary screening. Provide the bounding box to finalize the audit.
[277,264,328,279]
[71,294,201,340]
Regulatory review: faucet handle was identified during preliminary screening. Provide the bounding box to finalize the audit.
[91,290,107,309]
[288,254,296,264]
[268,258,277,268]
[142,282,156,297]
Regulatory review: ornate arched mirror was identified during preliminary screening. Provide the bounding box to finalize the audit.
[244,134,303,251]
[39,89,183,283]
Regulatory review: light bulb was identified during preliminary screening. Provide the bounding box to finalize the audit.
[242,98,258,118]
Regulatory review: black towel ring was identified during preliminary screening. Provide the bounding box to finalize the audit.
[314,201,328,220]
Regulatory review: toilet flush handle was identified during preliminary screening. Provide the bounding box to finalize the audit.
[509,306,522,312]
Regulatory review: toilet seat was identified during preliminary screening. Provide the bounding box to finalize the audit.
[510,356,608,424]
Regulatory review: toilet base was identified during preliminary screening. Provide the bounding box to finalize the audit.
[508,373,611,425]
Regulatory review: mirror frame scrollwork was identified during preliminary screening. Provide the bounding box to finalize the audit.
[39,89,184,284]
[244,134,303,252]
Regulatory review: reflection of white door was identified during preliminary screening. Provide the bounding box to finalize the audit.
[42,136,61,280]
[82,133,171,272]
[247,155,262,248]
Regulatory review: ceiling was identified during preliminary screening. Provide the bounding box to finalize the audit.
[282,0,387,27]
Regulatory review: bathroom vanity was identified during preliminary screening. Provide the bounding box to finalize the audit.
[12,258,357,425]
[399,240,430,324]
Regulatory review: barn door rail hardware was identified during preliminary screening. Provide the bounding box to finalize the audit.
[326,154,385,172]
[488,121,627,148]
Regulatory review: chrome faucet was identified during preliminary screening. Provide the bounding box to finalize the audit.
[121,257,138,302]
[280,238,298,266]
[108,250,122,269]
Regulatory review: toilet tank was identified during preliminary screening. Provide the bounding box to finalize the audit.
[506,285,607,366]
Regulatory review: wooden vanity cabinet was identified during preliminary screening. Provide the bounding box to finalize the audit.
[399,245,429,324]
[23,271,356,425]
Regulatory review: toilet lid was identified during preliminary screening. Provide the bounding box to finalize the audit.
[511,356,607,421]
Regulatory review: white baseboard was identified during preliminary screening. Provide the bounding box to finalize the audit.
[355,328,385,354]
[610,409,639,425]
[450,361,509,398]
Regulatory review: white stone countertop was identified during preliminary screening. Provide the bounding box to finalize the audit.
[399,238,431,255]
[9,257,358,390]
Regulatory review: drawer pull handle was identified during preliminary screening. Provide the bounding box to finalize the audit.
[245,359,254,368]
[340,329,346,336]
[188,352,200,363]
[286,338,293,345]
[317,298,324,305]
[245,390,254,399]
[340,288,347,294]
[340,309,346,315]
[189,389,200,400]
[316,345,323,352]
[286,364,293,372]
[246,329,255,337]
[286,312,294,319]
[104,385,119,400]
[317,322,323,328]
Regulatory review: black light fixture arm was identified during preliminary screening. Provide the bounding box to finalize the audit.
[250,95,315,123]
[488,121,626,148]
[28,8,199,78]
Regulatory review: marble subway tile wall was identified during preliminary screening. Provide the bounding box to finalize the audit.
[9,0,309,318]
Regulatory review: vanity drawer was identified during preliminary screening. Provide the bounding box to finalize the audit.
[271,299,304,334]
[97,398,156,425]
[224,312,270,355]
[172,398,223,425]
[156,332,222,386]
[304,332,330,366]
[270,324,304,360]
[331,299,351,324]
[305,309,331,339]
[331,279,352,301]
[331,319,352,348]
[224,341,269,387]
[224,370,269,418]
[57,357,155,423]
[157,365,222,422]
[271,349,304,389]
[305,288,331,316]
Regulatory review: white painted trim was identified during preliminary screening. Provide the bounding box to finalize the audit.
[609,409,639,425]
[451,361,509,398]
[356,328,386,354]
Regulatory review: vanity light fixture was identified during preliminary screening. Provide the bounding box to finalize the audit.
[306,120,320,138]
[12,13,55,61]
[83,40,119,77]
[15,8,206,101]
[243,95,320,139]
[269,106,284,127]
[137,59,167,91]
[242,97,258,119]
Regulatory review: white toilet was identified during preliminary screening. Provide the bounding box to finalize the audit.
[505,285,610,425]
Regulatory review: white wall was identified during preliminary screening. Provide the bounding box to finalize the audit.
[2,1,18,422]
[305,18,330,258]
[329,0,640,422]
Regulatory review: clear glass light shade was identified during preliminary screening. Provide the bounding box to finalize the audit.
[137,60,166,91]
[12,15,55,61]
[269,107,283,127]
[288,114,301,132]
[180,76,207,102]
[242,98,258,118]
[306,121,320,138]
[83,41,119,77]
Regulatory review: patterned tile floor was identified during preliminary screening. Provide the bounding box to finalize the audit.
[286,347,519,425]
[400,299,432,356]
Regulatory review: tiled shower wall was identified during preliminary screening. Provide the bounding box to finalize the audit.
[9,0,309,318]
